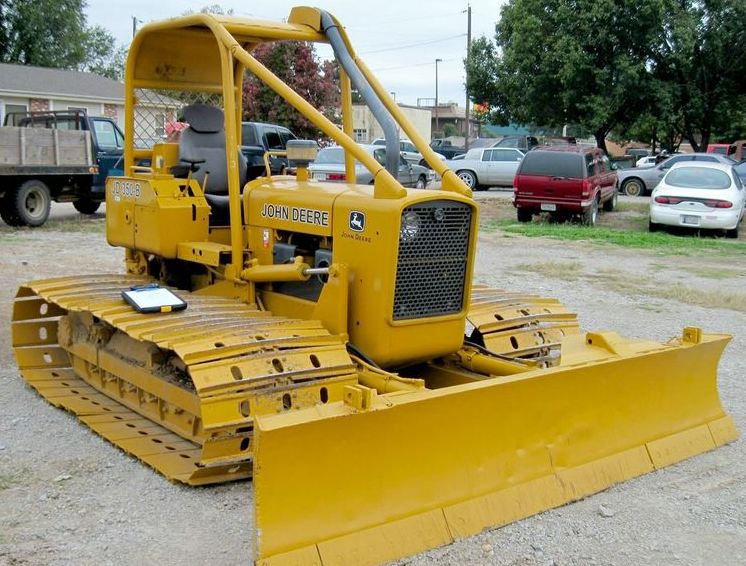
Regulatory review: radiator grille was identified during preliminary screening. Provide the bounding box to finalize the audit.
[393,200,472,320]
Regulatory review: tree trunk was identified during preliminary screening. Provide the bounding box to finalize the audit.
[594,131,608,154]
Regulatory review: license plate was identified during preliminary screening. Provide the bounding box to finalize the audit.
[540,203,557,212]
[681,214,700,226]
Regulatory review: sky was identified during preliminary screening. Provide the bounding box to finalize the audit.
[86,0,507,107]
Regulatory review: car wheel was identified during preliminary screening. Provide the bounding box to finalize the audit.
[581,198,599,226]
[73,198,101,215]
[2,180,51,227]
[648,220,660,232]
[517,208,532,223]
[415,175,427,190]
[622,178,644,197]
[726,223,739,239]
[456,170,477,189]
[602,190,618,212]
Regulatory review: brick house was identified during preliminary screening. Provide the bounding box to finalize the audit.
[0,62,126,126]
[0,63,179,140]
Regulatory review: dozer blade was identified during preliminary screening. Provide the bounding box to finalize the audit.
[253,328,737,566]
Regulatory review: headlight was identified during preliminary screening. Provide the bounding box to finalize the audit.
[400,211,420,242]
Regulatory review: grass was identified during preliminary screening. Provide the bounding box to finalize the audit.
[40,216,106,233]
[647,284,746,312]
[586,267,746,312]
[0,472,23,490]
[614,200,650,213]
[0,216,106,235]
[681,266,744,280]
[484,219,746,255]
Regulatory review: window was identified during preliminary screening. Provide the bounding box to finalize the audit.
[732,168,742,189]
[400,141,416,153]
[241,124,258,146]
[661,155,686,169]
[93,119,122,149]
[665,167,731,190]
[496,137,519,148]
[481,150,492,162]
[264,129,283,150]
[315,147,345,164]
[353,129,367,142]
[279,129,295,148]
[494,149,522,162]
[519,152,584,178]
[585,154,596,177]
[4,103,27,125]
[600,155,611,172]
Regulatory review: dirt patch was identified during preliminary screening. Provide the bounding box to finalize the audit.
[1,211,744,566]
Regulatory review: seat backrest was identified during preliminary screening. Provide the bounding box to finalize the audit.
[179,104,247,194]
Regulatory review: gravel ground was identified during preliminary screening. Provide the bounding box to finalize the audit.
[1,203,744,566]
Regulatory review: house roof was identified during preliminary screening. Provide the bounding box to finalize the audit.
[0,62,124,103]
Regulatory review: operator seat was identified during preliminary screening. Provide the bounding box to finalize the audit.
[178,104,247,224]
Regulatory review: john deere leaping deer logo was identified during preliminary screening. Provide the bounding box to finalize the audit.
[349,211,365,232]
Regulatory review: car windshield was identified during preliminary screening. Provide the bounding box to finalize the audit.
[315,147,345,164]
[314,147,372,167]
[519,152,584,178]
[665,167,732,190]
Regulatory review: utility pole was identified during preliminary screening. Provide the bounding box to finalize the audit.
[464,4,472,150]
[132,16,141,38]
[435,59,442,136]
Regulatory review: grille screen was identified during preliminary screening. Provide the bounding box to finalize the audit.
[393,200,472,320]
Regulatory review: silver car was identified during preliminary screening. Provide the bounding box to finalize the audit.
[309,145,434,188]
[618,153,737,196]
[445,147,525,190]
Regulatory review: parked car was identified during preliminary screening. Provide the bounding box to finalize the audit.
[494,135,539,152]
[241,121,297,179]
[706,143,730,156]
[513,146,617,226]
[468,138,500,149]
[371,138,423,166]
[649,162,745,238]
[636,156,657,167]
[429,138,465,159]
[617,152,736,197]
[309,145,434,188]
[445,147,524,190]
[626,148,651,164]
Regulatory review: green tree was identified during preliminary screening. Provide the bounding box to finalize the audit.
[0,0,127,80]
[81,25,127,80]
[467,0,665,153]
[242,41,339,139]
[1,0,88,68]
[653,0,746,150]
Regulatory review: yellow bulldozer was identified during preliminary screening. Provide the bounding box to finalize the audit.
[11,7,737,565]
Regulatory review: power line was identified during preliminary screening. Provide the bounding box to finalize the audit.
[372,57,461,73]
[345,11,465,31]
[359,33,467,55]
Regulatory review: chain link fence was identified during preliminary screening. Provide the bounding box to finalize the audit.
[132,89,223,148]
